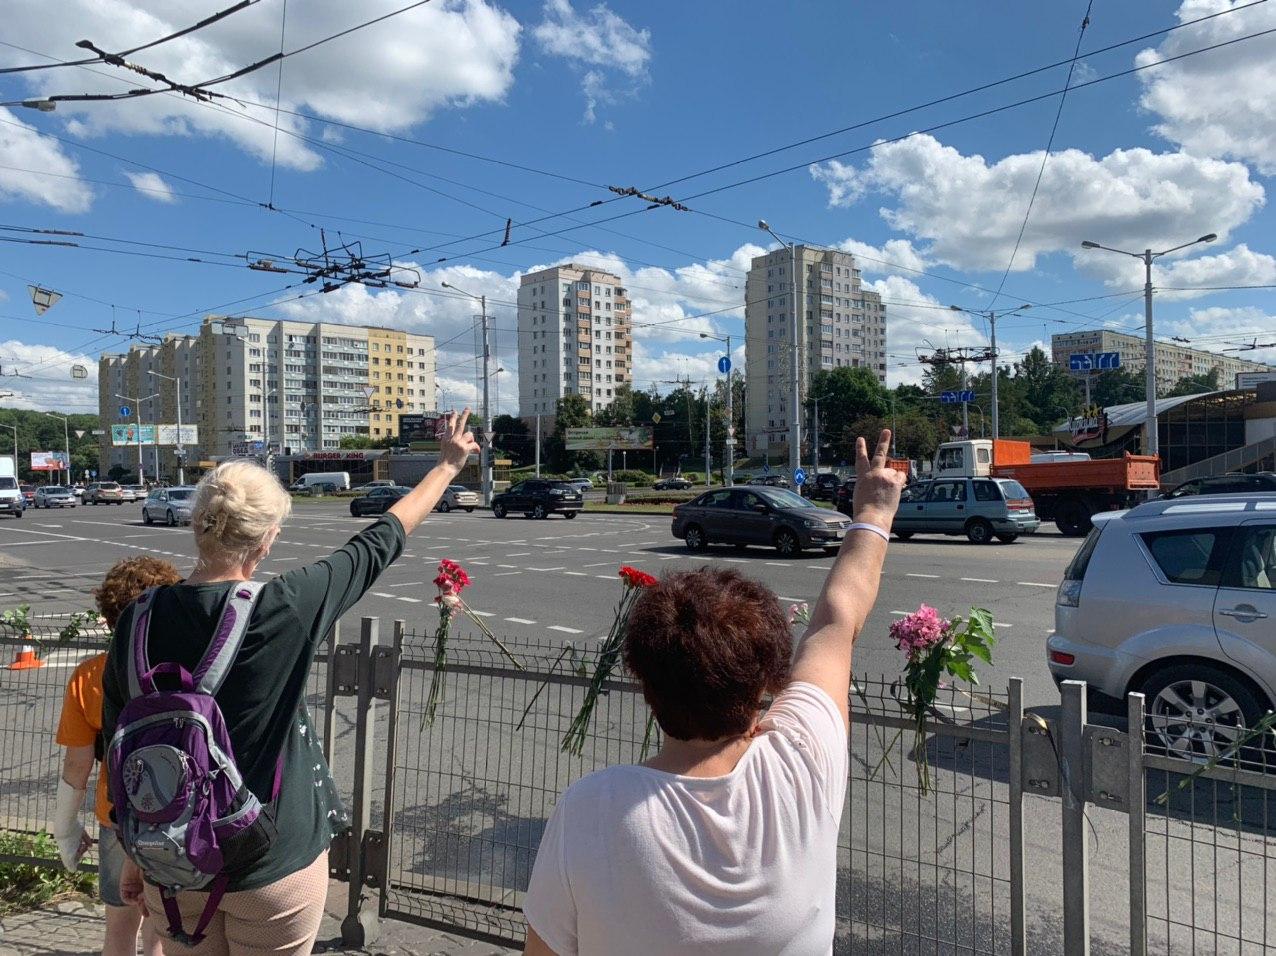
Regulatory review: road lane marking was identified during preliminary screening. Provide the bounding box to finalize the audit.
[721,558,746,563]
[493,571,522,577]
[563,571,588,577]
[765,562,792,568]
[582,562,615,568]
[385,581,423,588]
[776,596,805,603]
[906,573,940,579]
[961,577,998,584]
[470,610,494,617]
[525,566,564,572]
[595,574,616,580]
[547,625,582,634]
[398,596,423,603]
[506,617,536,624]
[1018,581,1056,588]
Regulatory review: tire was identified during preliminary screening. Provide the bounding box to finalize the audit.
[734,543,749,551]
[166,510,176,527]
[438,500,451,513]
[350,503,359,517]
[684,524,708,551]
[774,528,800,556]
[143,509,153,526]
[564,511,577,519]
[996,533,1019,544]
[965,518,993,544]
[1140,663,1268,765]
[532,503,548,520]
[894,531,913,541]
[465,507,475,513]
[493,502,507,519]
[1055,500,1091,538]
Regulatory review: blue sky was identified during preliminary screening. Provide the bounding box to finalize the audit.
[1,0,1273,414]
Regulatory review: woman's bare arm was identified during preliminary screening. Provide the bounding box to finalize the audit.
[388,409,481,535]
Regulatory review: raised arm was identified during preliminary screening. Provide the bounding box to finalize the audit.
[388,409,481,535]
[790,430,904,728]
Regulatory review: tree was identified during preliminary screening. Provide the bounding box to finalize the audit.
[548,394,596,471]
[1166,368,1220,397]
[1087,366,1145,409]
[809,366,891,461]
[0,408,101,481]
[491,414,531,466]
[1012,347,1080,430]
[339,435,375,450]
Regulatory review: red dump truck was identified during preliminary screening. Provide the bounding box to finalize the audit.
[930,439,1160,536]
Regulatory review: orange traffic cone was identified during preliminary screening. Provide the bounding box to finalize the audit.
[8,645,44,670]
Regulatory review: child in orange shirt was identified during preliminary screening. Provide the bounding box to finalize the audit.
[54,556,181,956]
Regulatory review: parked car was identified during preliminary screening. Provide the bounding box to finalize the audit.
[33,485,76,508]
[1163,472,1276,499]
[290,471,351,493]
[747,474,791,488]
[834,478,857,516]
[142,486,196,526]
[71,484,86,498]
[352,479,397,493]
[890,476,1039,543]
[436,485,478,513]
[653,476,693,491]
[803,473,842,501]
[672,486,853,556]
[492,479,583,519]
[120,483,147,502]
[349,486,410,517]
[19,484,36,505]
[566,477,594,491]
[83,481,125,505]
[1047,494,1276,761]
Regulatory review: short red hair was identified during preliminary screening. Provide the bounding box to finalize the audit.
[623,568,791,741]
[94,556,182,629]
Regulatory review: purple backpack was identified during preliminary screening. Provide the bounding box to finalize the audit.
[107,582,278,946]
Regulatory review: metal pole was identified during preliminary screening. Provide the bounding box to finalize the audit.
[481,295,492,506]
[788,242,800,481]
[1142,250,1157,460]
[812,396,820,480]
[534,413,541,477]
[1008,677,1026,956]
[704,391,711,488]
[961,365,970,437]
[175,376,185,485]
[136,405,145,485]
[341,617,381,947]
[990,310,1000,439]
[725,333,734,486]
[1127,691,1147,956]
[1061,679,1090,955]
[1084,374,1091,409]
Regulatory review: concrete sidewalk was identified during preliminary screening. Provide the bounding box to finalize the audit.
[0,883,519,956]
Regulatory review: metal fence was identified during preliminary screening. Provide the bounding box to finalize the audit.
[5,610,1276,955]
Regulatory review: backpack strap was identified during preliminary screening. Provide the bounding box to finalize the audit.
[193,581,265,696]
[125,588,160,698]
[163,874,228,947]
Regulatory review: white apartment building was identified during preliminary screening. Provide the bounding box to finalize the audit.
[744,245,887,456]
[1051,330,1273,394]
[517,263,632,420]
[100,316,435,477]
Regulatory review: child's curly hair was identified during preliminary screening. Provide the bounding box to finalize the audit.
[93,556,182,629]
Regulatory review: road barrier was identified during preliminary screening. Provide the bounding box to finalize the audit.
[3,612,1274,953]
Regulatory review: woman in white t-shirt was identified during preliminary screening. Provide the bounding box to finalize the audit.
[524,430,905,956]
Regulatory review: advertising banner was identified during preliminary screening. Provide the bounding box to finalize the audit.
[30,451,69,471]
[111,424,157,446]
[565,426,653,451]
[156,424,199,445]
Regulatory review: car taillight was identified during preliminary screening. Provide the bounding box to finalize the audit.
[1056,579,1082,608]
[1050,650,1075,666]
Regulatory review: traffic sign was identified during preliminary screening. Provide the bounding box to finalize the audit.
[717,355,731,375]
[651,412,662,424]
[940,390,975,404]
[793,468,807,486]
[119,405,130,417]
[1069,352,1121,372]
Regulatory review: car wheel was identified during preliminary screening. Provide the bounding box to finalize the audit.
[533,503,548,520]
[493,502,507,519]
[465,507,474,513]
[438,500,451,513]
[143,509,153,525]
[996,533,1019,544]
[774,528,800,556]
[684,524,707,551]
[1055,500,1091,538]
[1140,664,1268,765]
[166,510,176,527]
[564,511,577,519]
[733,543,749,551]
[350,503,359,517]
[965,518,993,544]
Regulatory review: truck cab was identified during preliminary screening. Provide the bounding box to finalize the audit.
[0,457,24,518]
[932,439,1031,478]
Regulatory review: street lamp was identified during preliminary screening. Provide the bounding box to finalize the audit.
[758,219,800,481]
[949,304,1031,439]
[441,281,492,506]
[115,392,159,484]
[148,369,186,484]
[1079,233,1216,459]
[44,412,70,485]
[699,331,735,485]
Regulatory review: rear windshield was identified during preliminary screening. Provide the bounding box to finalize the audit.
[996,479,1031,500]
[1064,526,1103,581]
[168,489,193,501]
[548,482,578,490]
[100,482,120,489]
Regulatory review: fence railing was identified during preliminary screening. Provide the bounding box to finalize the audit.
[4,614,1275,954]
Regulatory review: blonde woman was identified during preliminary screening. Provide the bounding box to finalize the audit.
[103,411,479,955]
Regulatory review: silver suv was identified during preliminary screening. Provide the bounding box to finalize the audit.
[1047,494,1276,760]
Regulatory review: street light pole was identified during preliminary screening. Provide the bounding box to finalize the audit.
[146,370,185,479]
[1080,233,1216,460]
[116,392,158,484]
[44,413,70,485]
[759,220,800,480]
[699,331,735,485]
[442,282,492,505]
[949,304,1031,439]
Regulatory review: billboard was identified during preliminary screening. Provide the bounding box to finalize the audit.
[1237,371,1276,389]
[111,424,157,446]
[30,451,69,471]
[565,426,653,450]
[112,424,197,446]
[156,424,199,445]
[398,412,444,444]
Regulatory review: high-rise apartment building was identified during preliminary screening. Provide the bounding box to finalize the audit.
[517,264,632,419]
[1050,330,1273,395]
[743,245,886,456]
[99,316,435,477]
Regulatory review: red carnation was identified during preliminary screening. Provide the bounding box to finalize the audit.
[618,565,658,590]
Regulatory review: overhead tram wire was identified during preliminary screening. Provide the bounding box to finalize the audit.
[265,0,290,210]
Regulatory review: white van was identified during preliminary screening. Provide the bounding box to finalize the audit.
[290,471,351,493]
[0,456,23,518]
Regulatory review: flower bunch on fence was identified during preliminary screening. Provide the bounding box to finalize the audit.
[423,559,522,724]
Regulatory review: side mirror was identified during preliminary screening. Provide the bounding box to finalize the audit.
[753,503,769,513]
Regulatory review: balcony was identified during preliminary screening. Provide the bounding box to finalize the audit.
[577,333,591,346]
[578,348,591,360]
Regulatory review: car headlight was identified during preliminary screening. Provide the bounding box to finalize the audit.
[802,517,824,529]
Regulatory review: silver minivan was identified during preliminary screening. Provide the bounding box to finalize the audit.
[892,477,1040,543]
[1047,494,1276,760]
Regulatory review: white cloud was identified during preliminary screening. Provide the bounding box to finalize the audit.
[810,135,1264,274]
[1162,305,1276,365]
[836,237,929,276]
[866,275,982,386]
[124,170,176,203]
[1137,0,1276,174]
[0,339,98,411]
[0,108,92,212]
[2,0,521,170]
[533,0,650,123]
[1079,241,1276,299]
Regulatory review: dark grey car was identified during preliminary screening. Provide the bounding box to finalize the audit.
[671,487,851,556]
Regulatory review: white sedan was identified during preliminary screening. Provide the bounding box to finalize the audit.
[435,484,479,513]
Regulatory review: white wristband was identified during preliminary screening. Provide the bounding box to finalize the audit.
[848,522,890,543]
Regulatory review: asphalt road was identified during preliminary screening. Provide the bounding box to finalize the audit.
[0,498,1076,705]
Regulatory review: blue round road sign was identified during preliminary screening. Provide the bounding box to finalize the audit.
[793,468,807,486]
[717,355,731,375]
[119,405,130,417]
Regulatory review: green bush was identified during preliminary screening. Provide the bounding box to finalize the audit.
[0,831,96,916]
[609,469,653,486]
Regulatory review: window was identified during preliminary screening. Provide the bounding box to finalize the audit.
[936,447,964,472]
[972,480,1002,502]
[927,481,967,503]
[1224,525,1276,590]
[1141,529,1222,586]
